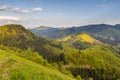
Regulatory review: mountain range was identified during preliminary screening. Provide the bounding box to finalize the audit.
[31,24,120,46]
[0,24,120,80]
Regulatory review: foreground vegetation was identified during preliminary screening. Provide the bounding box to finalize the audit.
[0,46,77,80]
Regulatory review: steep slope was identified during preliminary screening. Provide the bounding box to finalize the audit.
[0,48,76,80]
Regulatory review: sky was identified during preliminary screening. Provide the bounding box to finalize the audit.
[0,0,120,28]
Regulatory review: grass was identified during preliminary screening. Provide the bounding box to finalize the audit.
[59,33,101,44]
[74,33,96,44]
[0,49,77,80]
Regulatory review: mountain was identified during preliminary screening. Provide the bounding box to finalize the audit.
[0,24,37,49]
[33,26,52,30]
[1,24,120,80]
[30,26,59,38]
[31,24,120,46]
[0,24,64,61]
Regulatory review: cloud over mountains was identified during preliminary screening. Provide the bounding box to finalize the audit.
[0,5,42,14]
[0,16,20,21]
[0,5,10,11]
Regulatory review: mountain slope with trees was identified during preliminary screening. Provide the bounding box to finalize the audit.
[1,24,120,80]
[0,45,77,80]
[31,24,120,46]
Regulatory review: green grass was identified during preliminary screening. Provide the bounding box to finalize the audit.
[60,33,100,44]
[0,49,77,80]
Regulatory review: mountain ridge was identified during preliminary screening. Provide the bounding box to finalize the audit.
[1,24,120,80]
[31,24,120,46]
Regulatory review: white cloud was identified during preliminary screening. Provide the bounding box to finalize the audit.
[32,8,42,12]
[0,5,42,14]
[0,5,10,11]
[20,9,30,14]
[0,16,20,21]
[13,8,21,13]
[13,8,30,14]
[21,9,29,13]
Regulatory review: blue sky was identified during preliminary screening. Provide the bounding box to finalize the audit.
[0,0,120,28]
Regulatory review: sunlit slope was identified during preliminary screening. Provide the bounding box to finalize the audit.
[0,49,77,80]
[59,33,101,44]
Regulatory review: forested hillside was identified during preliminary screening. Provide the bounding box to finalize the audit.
[0,24,120,80]
[0,45,76,80]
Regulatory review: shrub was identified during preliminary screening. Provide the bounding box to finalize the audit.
[10,70,25,80]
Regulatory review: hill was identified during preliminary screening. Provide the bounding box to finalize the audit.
[0,24,37,49]
[0,46,76,80]
[59,33,99,43]
[0,24,67,61]
[60,44,120,80]
[58,33,102,50]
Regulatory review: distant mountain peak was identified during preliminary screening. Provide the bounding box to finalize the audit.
[33,26,52,30]
[115,24,120,26]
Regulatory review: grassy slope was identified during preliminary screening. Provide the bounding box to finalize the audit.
[0,49,77,80]
[59,33,101,44]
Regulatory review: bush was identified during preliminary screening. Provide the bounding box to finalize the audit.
[76,75,82,80]
[18,48,45,64]
[10,70,25,80]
